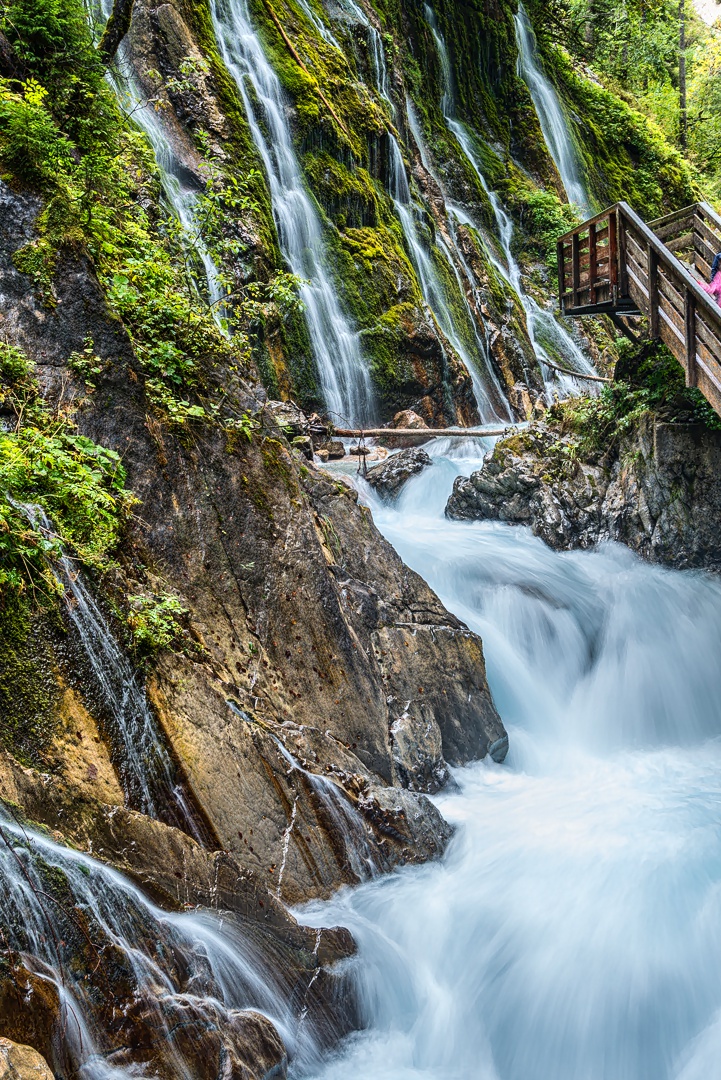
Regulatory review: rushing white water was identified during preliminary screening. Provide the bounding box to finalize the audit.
[0,807,322,1078]
[421,5,596,395]
[297,440,721,1080]
[514,2,591,214]
[210,0,376,427]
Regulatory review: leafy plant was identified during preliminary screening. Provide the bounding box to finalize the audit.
[126,592,189,655]
[0,345,134,599]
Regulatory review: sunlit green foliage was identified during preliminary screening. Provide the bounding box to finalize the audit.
[0,344,133,599]
[127,593,189,655]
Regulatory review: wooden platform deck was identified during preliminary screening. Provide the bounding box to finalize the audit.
[557,201,721,417]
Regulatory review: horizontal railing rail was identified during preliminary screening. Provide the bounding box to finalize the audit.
[558,201,721,417]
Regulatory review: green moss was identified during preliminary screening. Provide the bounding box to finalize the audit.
[0,594,61,767]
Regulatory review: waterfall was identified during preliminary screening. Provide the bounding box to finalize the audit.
[210,0,376,428]
[449,120,597,393]
[422,4,596,394]
[97,0,225,317]
[20,505,207,843]
[298,439,721,1080]
[514,2,592,214]
[389,133,509,421]
[0,808,320,1078]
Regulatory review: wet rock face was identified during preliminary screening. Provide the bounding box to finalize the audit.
[0,180,505,908]
[365,448,433,499]
[446,418,721,571]
[0,1039,53,1080]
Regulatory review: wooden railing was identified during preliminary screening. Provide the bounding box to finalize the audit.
[558,201,721,417]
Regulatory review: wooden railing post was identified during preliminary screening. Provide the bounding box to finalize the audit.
[617,208,629,300]
[648,245,660,339]
[685,288,697,387]
[571,232,580,309]
[557,239,565,312]
[589,221,597,305]
[608,210,618,301]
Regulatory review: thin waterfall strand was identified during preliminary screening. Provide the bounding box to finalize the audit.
[210,0,376,427]
[514,2,592,213]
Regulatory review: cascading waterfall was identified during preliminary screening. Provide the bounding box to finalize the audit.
[21,505,207,843]
[302,0,509,420]
[514,1,592,214]
[388,133,510,421]
[98,0,225,316]
[210,0,376,427]
[298,440,721,1080]
[422,4,596,394]
[0,808,319,1079]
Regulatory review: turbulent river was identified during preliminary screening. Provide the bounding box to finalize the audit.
[297,439,721,1080]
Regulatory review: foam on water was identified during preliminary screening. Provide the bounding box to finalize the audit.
[297,440,721,1080]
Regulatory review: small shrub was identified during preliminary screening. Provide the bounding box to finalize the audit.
[127,593,188,654]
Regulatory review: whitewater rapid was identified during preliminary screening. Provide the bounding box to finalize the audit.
[297,439,721,1080]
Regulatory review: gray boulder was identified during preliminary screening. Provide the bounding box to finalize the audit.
[366,448,433,499]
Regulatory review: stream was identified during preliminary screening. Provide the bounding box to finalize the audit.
[297,439,721,1080]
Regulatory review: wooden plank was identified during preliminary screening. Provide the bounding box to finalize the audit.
[653,215,694,242]
[658,309,686,363]
[588,222,596,303]
[658,289,684,336]
[695,357,721,418]
[698,200,721,235]
[696,354,721,393]
[695,335,719,374]
[609,210,619,298]
[694,238,713,280]
[693,214,721,255]
[693,222,716,259]
[334,426,518,438]
[626,232,649,271]
[666,232,694,253]
[657,270,685,316]
[685,289,697,387]
[695,313,721,358]
[648,203,698,229]
[558,206,616,243]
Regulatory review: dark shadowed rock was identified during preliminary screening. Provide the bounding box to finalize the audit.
[366,448,433,499]
[446,418,721,571]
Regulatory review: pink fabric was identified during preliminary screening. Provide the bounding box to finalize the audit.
[702,272,721,306]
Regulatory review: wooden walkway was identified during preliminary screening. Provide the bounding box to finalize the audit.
[557,201,721,416]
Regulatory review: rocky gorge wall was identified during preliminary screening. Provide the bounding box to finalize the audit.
[125,0,694,422]
[0,0,709,1073]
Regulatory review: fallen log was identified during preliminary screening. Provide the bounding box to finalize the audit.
[333,426,520,438]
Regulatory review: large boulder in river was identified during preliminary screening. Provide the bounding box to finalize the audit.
[0,1040,53,1080]
[380,409,432,448]
[445,415,721,572]
[366,448,433,499]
